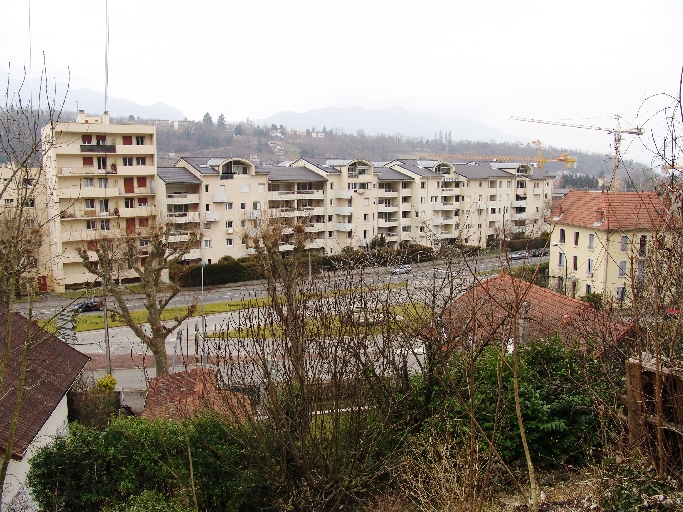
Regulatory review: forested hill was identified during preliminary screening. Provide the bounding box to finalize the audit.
[150,120,659,190]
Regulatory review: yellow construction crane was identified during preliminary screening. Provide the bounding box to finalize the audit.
[419,154,524,162]
[529,140,577,170]
[511,115,643,191]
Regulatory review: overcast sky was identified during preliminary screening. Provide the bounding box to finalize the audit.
[2,0,682,162]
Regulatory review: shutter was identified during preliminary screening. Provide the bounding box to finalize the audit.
[82,135,92,143]
[123,136,133,145]
[137,177,147,188]
[82,157,94,166]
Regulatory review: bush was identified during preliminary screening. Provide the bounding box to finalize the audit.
[28,415,264,511]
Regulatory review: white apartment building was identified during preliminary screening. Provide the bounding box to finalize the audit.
[167,157,554,262]
[42,111,158,292]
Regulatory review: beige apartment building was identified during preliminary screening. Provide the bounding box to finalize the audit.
[42,111,158,292]
[548,190,668,301]
[166,157,553,262]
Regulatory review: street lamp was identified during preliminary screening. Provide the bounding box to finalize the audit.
[551,242,567,295]
[201,260,206,368]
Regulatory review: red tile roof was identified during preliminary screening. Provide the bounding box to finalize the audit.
[0,306,89,460]
[548,190,670,231]
[441,274,633,350]
[143,368,251,421]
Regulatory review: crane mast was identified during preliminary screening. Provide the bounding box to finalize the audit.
[511,115,643,191]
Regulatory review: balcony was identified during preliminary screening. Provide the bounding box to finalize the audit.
[80,144,116,153]
[205,211,220,222]
[167,193,200,204]
[169,212,201,223]
[379,203,399,212]
[335,190,353,200]
[334,207,354,215]
[378,188,398,198]
[169,233,191,243]
[226,227,234,234]
[378,218,399,227]
[61,229,107,243]
[306,239,326,249]
[183,249,202,260]
[212,193,228,203]
[304,222,325,233]
[512,200,527,208]
[335,223,354,232]
[279,243,295,252]
[246,210,262,219]
[511,213,526,221]
[432,203,444,211]
[118,186,155,196]
[477,202,487,210]
[432,218,445,226]
[59,166,117,176]
[117,206,155,218]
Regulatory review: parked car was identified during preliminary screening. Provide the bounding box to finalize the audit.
[72,298,104,313]
[509,251,530,261]
[530,248,548,257]
[391,264,412,275]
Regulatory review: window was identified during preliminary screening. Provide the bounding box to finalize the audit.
[363,214,368,221]
[402,182,408,189]
[135,136,145,145]
[586,284,592,295]
[558,252,565,267]
[620,235,628,252]
[431,196,438,203]
[240,203,246,210]
[204,223,211,230]
[364,198,369,206]
[420,197,425,204]
[138,198,147,207]
[205,185,209,193]
[139,239,149,247]
[490,208,496,215]
[559,228,565,244]
[123,157,133,166]
[226,221,233,228]
[204,239,212,249]
[206,204,210,212]
[85,199,95,209]
[639,235,647,257]
[98,178,108,188]
[328,215,333,222]
[227,203,233,210]
[86,220,96,230]
[84,178,94,188]
[618,260,627,277]
[123,136,132,145]
[616,286,626,302]
[100,219,110,230]
[125,198,134,208]
[421,182,425,189]
[99,199,109,213]
[24,199,35,208]
[587,258,594,275]
[97,157,107,169]
[226,238,233,246]
[330,183,334,190]
[136,157,146,166]
[328,231,333,238]
[240,184,251,193]
[574,231,579,246]
[138,218,148,228]
[96,135,106,145]
[573,255,578,271]
[82,135,92,144]
[588,233,595,250]
[258,183,265,192]
[557,276,564,293]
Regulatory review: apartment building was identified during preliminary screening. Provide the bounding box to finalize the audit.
[166,156,554,261]
[42,111,158,292]
[548,190,668,301]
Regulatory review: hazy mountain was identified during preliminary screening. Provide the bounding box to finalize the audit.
[260,106,516,142]
[0,70,186,120]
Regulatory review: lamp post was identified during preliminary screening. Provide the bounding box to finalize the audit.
[551,242,567,295]
[201,260,206,368]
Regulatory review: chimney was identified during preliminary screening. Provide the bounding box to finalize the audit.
[77,110,86,123]
[518,300,531,346]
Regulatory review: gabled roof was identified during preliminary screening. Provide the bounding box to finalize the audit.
[548,190,670,231]
[451,163,518,180]
[143,368,251,421]
[377,166,413,181]
[176,156,222,174]
[441,274,633,350]
[0,307,89,460]
[265,166,328,183]
[157,167,203,184]
[386,159,441,178]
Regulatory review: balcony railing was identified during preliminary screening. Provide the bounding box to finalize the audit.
[81,144,116,153]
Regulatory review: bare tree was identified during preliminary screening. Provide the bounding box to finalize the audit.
[78,219,200,376]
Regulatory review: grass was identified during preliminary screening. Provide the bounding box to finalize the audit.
[74,297,270,332]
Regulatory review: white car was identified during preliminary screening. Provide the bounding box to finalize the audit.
[391,264,412,275]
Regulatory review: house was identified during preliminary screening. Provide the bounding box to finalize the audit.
[0,306,89,510]
[142,367,251,421]
[547,190,670,301]
[441,274,633,351]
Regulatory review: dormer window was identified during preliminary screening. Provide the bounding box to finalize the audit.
[348,162,369,179]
